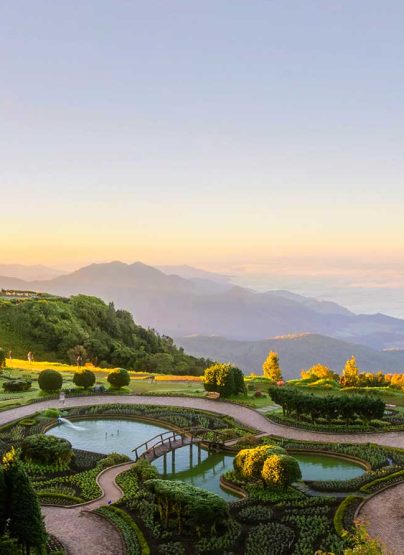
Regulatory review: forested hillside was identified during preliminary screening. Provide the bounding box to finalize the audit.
[0,293,211,375]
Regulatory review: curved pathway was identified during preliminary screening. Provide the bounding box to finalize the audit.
[42,462,134,555]
[1,394,404,448]
[358,483,404,555]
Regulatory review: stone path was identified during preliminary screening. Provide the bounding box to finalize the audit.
[42,462,134,555]
[358,483,404,555]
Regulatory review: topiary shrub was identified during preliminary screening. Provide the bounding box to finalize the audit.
[42,408,61,418]
[73,369,96,389]
[234,445,286,481]
[107,368,130,389]
[38,369,63,392]
[261,454,302,488]
[21,434,73,466]
[3,379,32,392]
[203,363,246,397]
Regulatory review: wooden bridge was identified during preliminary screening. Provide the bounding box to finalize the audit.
[132,427,227,465]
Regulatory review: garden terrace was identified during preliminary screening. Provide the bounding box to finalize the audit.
[0,395,403,553]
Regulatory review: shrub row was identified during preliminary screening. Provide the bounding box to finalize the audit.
[268,386,385,423]
[310,465,401,492]
[359,469,404,493]
[95,505,150,555]
[333,495,363,536]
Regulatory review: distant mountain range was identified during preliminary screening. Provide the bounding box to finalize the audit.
[2,261,404,374]
[175,333,404,378]
[0,264,64,281]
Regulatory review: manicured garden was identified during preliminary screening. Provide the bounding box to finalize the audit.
[0,401,395,554]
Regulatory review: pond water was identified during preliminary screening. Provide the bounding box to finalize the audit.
[47,418,365,500]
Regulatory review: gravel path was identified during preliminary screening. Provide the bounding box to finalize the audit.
[358,483,404,555]
[2,394,404,448]
[42,462,134,555]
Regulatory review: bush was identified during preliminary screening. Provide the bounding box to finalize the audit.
[234,445,286,481]
[261,454,302,488]
[21,434,73,466]
[203,363,246,397]
[73,369,96,389]
[107,367,130,389]
[3,379,31,392]
[38,369,63,392]
[268,386,385,423]
[42,408,61,418]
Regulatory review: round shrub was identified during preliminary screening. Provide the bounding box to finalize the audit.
[38,369,63,392]
[3,379,32,392]
[21,434,73,466]
[261,454,302,488]
[73,369,96,389]
[42,408,61,418]
[107,367,130,389]
[234,445,286,481]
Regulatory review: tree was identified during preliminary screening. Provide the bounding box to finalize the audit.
[341,356,360,387]
[37,369,63,392]
[2,448,47,553]
[262,351,283,381]
[73,368,96,389]
[203,363,246,397]
[301,363,336,381]
[0,348,6,369]
[107,367,130,389]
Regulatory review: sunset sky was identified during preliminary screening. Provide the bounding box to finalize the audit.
[1,1,404,269]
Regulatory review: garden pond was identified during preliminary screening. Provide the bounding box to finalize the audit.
[47,418,365,500]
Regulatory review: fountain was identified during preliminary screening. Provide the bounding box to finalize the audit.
[57,417,86,431]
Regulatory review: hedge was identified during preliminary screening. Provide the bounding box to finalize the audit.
[96,505,150,555]
[360,469,404,494]
[334,496,363,536]
[268,386,385,423]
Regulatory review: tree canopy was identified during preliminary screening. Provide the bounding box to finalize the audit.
[0,294,211,375]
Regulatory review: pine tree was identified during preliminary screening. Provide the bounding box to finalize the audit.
[262,351,283,382]
[3,451,46,554]
[341,355,360,387]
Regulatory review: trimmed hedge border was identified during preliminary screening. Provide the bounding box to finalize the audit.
[95,505,150,555]
[267,411,404,434]
[359,469,404,494]
[334,495,363,536]
[38,491,84,506]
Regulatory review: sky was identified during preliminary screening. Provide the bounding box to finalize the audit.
[1,1,404,271]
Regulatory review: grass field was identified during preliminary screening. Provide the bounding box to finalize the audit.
[0,359,276,412]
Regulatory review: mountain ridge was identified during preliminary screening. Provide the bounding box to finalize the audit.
[2,260,404,350]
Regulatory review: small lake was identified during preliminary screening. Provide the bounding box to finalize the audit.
[47,418,365,500]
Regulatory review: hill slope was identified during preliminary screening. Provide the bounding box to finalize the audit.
[0,294,210,375]
[176,334,404,379]
[2,261,404,349]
